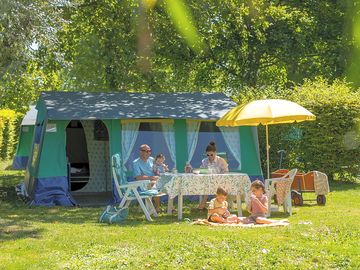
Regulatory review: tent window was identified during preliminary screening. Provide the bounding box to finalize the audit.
[124,122,175,175]
[94,120,109,141]
[139,122,162,131]
[190,122,240,170]
[199,122,221,132]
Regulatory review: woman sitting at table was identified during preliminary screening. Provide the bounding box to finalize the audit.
[198,141,229,210]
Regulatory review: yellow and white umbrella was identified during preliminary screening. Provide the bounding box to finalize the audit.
[216,99,316,178]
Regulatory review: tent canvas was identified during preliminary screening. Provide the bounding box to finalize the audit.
[12,106,37,169]
[24,92,263,206]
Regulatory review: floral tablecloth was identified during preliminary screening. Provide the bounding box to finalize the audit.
[157,173,251,202]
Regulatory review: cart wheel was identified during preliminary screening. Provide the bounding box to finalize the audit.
[292,191,303,206]
[317,195,326,205]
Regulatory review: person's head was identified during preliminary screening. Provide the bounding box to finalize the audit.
[250,180,265,196]
[139,144,151,160]
[215,187,228,203]
[206,141,217,162]
[155,153,165,165]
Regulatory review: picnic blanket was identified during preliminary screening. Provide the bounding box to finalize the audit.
[191,219,289,227]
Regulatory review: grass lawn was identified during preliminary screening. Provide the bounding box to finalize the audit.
[0,160,359,269]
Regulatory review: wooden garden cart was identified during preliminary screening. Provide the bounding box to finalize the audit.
[271,169,330,206]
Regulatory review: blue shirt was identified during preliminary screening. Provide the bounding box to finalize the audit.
[133,157,155,178]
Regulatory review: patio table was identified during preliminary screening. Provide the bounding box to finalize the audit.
[157,173,251,220]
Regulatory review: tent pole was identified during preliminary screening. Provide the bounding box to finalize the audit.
[266,124,270,179]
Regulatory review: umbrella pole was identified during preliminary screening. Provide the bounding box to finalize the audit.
[266,124,270,179]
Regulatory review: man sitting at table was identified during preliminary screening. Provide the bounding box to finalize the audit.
[133,144,161,212]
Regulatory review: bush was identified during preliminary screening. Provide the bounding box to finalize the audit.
[289,79,360,180]
[233,79,360,181]
[0,109,22,161]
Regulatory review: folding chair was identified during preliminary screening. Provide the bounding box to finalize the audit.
[265,168,298,216]
[111,153,159,221]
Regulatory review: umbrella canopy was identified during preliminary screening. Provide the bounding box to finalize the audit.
[216,99,316,179]
[216,99,316,127]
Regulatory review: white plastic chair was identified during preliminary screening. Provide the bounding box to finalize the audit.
[112,153,159,221]
[265,168,298,216]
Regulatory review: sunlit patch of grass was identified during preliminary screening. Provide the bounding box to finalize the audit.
[0,167,359,269]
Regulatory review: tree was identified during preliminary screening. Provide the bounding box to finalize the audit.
[0,0,65,112]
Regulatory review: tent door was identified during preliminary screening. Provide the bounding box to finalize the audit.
[66,120,90,191]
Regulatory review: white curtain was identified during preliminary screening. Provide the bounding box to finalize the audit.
[161,122,176,165]
[121,122,140,168]
[220,126,241,170]
[186,121,201,163]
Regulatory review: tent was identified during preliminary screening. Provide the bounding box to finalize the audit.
[12,105,37,169]
[24,92,263,206]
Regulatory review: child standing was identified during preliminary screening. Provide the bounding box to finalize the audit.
[207,187,239,223]
[152,153,169,176]
[241,180,288,224]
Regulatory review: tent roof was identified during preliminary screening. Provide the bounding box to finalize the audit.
[40,91,237,120]
[21,105,37,126]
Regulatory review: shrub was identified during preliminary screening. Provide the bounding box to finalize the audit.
[288,79,360,180]
[233,78,360,181]
[0,109,22,161]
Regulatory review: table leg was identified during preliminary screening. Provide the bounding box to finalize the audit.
[167,197,174,215]
[178,194,183,220]
[236,193,242,217]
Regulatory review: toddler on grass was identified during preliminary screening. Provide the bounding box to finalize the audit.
[207,187,239,223]
[239,180,289,225]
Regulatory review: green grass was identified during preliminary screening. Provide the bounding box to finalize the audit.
[0,160,359,269]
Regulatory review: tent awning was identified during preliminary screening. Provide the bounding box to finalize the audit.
[21,105,37,126]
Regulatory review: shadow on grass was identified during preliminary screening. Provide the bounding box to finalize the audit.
[0,169,301,230]
[0,173,24,188]
[1,196,293,230]
[0,219,44,242]
[329,180,360,192]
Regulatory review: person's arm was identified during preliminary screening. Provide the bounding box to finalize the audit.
[220,158,229,173]
[163,163,169,172]
[208,208,226,215]
[135,175,159,181]
[252,196,268,212]
[208,200,226,215]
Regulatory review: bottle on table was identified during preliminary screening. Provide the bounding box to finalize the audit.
[184,162,193,173]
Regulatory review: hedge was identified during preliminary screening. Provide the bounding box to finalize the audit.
[0,109,22,161]
[288,79,360,180]
[234,79,360,181]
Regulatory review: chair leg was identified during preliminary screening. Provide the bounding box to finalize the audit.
[266,191,272,217]
[124,200,131,208]
[119,189,132,209]
[146,197,158,217]
[133,188,153,221]
[284,192,292,215]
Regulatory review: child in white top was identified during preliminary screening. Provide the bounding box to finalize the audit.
[207,187,239,223]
